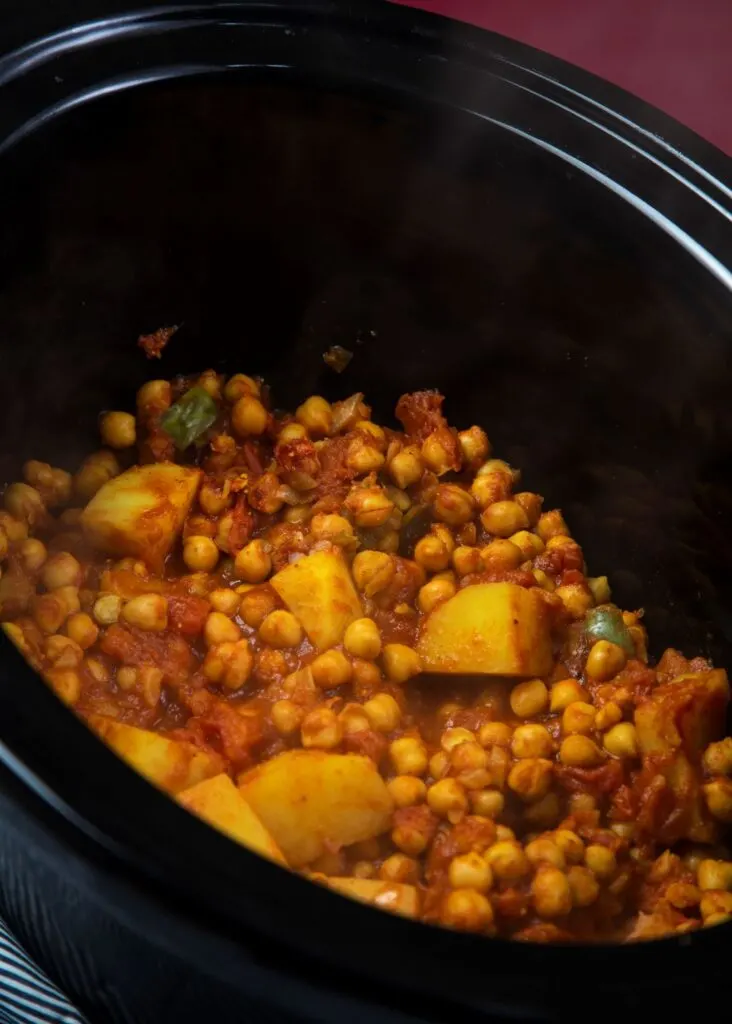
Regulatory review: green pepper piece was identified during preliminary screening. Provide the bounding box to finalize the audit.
[161,387,218,450]
[584,605,635,655]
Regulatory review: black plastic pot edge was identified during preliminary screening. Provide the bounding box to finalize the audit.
[0,2,730,1020]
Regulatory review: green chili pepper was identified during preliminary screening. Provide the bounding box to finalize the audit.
[161,387,218,450]
[584,605,635,655]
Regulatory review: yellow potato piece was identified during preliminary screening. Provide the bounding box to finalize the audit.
[635,669,729,757]
[324,877,419,918]
[239,750,393,867]
[178,774,286,866]
[81,462,201,572]
[270,549,362,651]
[88,715,223,794]
[417,582,552,676]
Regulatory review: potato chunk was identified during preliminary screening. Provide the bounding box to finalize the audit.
[635,669,729,758]
[88,715,223,793]
[178,774,286,865]
[417,582,552,676]
[324,878,419,918]
[270,549,362,651]
[81,462,201,572]
[239,750,393,867]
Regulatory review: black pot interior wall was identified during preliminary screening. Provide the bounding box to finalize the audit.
[0,78,730,667]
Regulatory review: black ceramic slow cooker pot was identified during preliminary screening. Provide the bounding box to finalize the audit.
[0,3,731,1022]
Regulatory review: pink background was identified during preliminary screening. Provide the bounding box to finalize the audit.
[397,0,732,156]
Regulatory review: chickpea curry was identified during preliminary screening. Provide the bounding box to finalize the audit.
[1,371,731,943]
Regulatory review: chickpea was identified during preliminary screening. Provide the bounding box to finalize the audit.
[363,693,401,732]
[478,721,513,748]
[449,852,493,893]
[346,487,394,529]
[137,379,172,411]
[239,587,278,628]
[452,546,482,577]
[567,865,600,908]
[388,776,427,808]
[549,679,588,713]
[209,589,241,616]
[554,830,585,865]
[507,758,553,802]
[202,640,253,689]
[704,779,732,822]
[480,500,529,538]
[417,576,456,614]
[429,751,450,779]
[421,432,454,475]
[440,726,475,752]
[470,789,505,818]
[562,701,596,736]
[232,395,268,437]
[441,889,494,933]
[204,610,241,646]
[433,484,475,527]
[271,699,305,736]
[700,891,732,919]
[510,679,549,719]
[525,838,566,871]
[122,593,168,632]
[595,701,622,731]
[301,707,342,750]
[585,640,627,681]
[183,535,219,572]
[93,593,122,626]
[413,534,450,573]
[19,538,47,572]
[555,584,593,620]
[32,594,67,633]
[588,575,611,605]
[585,845,616,880]
[74,451,120,501]
[117,665,138,690]
[388,446,423,489]
[703,738,732,776]
[382,644,422,683]
[100,411,136,449]
[234,539,272,583]
[343,618,381,660]
[532,866,572,918]
[427,778,468,821]
[380,854,419,884]
[390,736,428,776]
[224,374,260,402]
[293,396,331,437]
[513,492,543,526]
[450,742,490,791]
[457,426,490,467]
[310,514,355,548]
[309,649,351,689]
[698,859,732,892]
[41,552,82,591]
[536,509,569,542]
[480,539,524,572]
[560,735,604,768]
[508,530,544,560]
[23,461,72,507]
[338,703,371,736]
[279,421,308,443]
[511,724,553,760]
[392,821,430,857]
[65,612,99,650]
[45,635,84,669]
[196,370,222,399]
[5,483,46,526]
[603,722,638,758]
[85,658,109,684]
[470,472,510,510]
[485,841,530,882]
[0,513,28,543]
[259,610,302,649]
[347,437,385,474]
